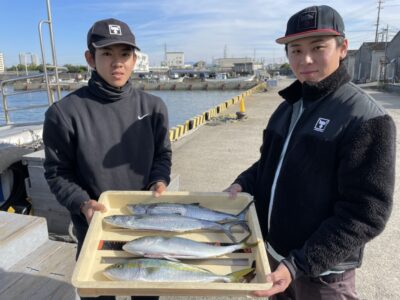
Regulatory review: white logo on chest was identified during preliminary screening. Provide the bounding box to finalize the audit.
[314,118,330,132]
[138,113,149,120]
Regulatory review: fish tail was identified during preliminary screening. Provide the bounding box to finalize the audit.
[244,240,259,248]
[227,267,255,283]
[222,221,251,243]
[235,200,255,221]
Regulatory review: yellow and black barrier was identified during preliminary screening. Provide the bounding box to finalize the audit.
[169,83,265,142]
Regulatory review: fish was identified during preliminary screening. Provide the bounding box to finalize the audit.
[103,258,255,283]
[122,235,259,261]
[126,201,254,223]
[103,214,250,242]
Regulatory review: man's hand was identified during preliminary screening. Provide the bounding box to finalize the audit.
[253,263,292,297]
[80,199,107,224]
[223,183,243,198]
[150,181,167,198]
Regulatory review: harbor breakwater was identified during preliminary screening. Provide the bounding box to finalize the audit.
[12,80,258,91]
[168,83,266,142]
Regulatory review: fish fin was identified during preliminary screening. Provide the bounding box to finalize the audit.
[227,267,256,283]
[235,200,255,221]
[144,267,160,276]
[189,203,201,206]
[163,255,181,262]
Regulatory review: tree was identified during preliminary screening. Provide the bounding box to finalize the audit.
[63,64,88,73]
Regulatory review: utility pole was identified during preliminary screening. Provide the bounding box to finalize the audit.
[383,24,389,82]
[375,0,383,42]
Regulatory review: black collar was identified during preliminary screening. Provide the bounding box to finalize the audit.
[278,63,351,104]
[88,70,133,102]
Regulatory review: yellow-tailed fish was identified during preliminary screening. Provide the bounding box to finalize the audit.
[103,258,255,283]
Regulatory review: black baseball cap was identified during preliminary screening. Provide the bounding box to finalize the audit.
[276,5,345,44]
[87,18,140,50]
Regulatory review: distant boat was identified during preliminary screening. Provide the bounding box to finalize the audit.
[206,74,255,82]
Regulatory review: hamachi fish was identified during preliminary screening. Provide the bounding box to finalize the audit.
[103,214,250,242]
[103,258,255,283]
[122,235,258,260]
[126,201,254,223]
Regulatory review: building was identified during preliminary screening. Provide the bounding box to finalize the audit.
[386,31,400,82]
[134,51,149,73]
[165,52,184,68]
[343,50,358,80]
[353,42,385,82]
[214,57,263,74]
[19,52,25,65]
[31,53,39,66]
[18,52,38,66]
[0,52,4,73]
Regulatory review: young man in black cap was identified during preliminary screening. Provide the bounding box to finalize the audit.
[225,5,395,299]
[43,18,170,300]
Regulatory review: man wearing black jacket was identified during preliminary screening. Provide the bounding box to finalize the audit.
[43,18,171,300]
[225,5,395,299]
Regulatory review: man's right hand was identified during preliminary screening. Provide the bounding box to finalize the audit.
[223,183,243,198]
[80,199,107,224]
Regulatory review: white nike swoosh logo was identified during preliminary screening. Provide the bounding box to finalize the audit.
[138,113,150,120]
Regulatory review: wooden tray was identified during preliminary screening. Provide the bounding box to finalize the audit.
[71,191,271,297]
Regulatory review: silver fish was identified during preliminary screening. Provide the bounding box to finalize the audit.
[103,214,249,242]
[103,258,255,283]
[122,236,258,261]
[126,201,254,223]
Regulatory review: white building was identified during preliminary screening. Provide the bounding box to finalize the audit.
[0,52,4,73]
[19,53,25,65]
[134,51,149,73]
[31,53,39,66]
[214,57,263,73]
[166,52,184,68]
[18,52,38,66]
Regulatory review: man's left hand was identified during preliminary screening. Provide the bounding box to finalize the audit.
[253,263,292,297]
[150,181,167,197]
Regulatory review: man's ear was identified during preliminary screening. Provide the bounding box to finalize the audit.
[132,51,137,69]
[340,39,349,60]
[85,50,96,69]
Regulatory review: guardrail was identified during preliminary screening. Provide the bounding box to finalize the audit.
[0,72,65,125]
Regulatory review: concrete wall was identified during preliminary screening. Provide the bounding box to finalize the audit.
[387,32,400,82]
[344,55,356,80]
[371,50,384,81]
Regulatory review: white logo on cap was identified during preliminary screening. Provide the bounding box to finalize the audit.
[109,25,122,35]
[314,118,330,132]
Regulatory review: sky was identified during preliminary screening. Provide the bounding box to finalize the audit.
[1,0,399,67]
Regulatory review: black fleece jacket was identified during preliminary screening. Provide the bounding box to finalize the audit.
[234,64,396,279]
[43,71,171,217]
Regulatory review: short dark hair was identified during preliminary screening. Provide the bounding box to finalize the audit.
[284,36,345,54]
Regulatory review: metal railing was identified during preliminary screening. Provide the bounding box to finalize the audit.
[0,0,64,126]
[39,0,62,105]
[0,72,66,125]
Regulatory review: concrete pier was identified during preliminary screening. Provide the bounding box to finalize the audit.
[171,79,400,300]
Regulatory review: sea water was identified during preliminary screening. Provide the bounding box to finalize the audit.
[0,89,243,127]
